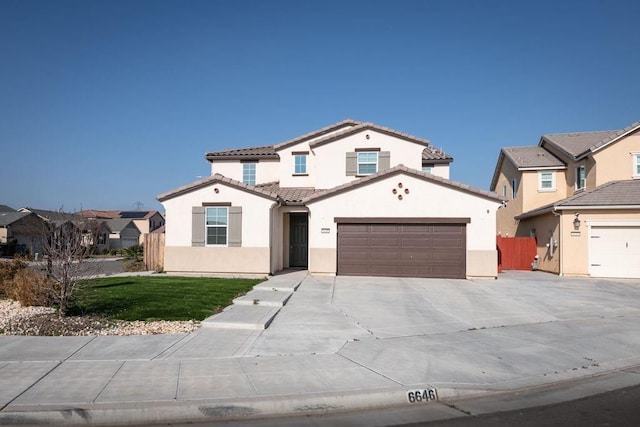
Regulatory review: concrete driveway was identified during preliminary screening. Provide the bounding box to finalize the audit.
[246,271,640,356]
[2,270,640,426]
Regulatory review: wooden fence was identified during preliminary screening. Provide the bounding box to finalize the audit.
[143,233,165,271]
[496,236,537,272]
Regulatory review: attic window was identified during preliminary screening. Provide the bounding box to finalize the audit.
[357,152,378,175]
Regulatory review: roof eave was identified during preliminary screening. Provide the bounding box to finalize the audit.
[555,204,640,210]
[205,154,279,162]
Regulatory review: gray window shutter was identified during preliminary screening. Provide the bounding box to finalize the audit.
[192,206,205,247]
[379,151,391,171]
[346,152,357,176]
[228,206,242,247]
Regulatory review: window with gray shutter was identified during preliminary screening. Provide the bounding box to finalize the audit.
[228,206,242,247]
[345,152,357,176]
[379,151,390,170]
[192,206,205,247]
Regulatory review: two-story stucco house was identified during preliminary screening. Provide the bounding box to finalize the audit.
[490,119,640,278]
[159,119,503,279]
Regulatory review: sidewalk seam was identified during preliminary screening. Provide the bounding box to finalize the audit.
[0,336,99,411]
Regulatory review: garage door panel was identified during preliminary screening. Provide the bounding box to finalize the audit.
[337,222,466,279]
[371,237,401,246]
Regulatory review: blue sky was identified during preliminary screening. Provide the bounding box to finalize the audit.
[1,0,639,212]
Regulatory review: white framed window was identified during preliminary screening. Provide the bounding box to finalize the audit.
[634,153,640,177]
[502,184,507,198]
[539,171,556,191]
[575,165,585,190]
[294,154,307,174]
[422,165,433,174]
[357,152,378,175]
[242,163,256,185]
[205,207,228,245]
[511,179,518,198]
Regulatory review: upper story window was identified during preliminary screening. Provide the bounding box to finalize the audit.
[357,152,378,175]
[539,171,556,191]
[634,153,640,177]
[422,165,433,174]
[293,153,307,175]
[511,179,518,198]
[502,184,507,198]
[575,165,586,190]
[242,163,256,185]
[206,207,227,245]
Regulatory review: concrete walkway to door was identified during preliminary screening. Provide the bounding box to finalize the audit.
[2,271,640,426]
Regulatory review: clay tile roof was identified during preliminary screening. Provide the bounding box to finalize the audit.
[422,146,454,162]
[273,119,361,150]
[557,180,640,207]
[542,131,618,158]
[303,164,502,204]
[541,119,640,159]
[254,182,318,204]
[516,180,640,220]
[205,145,279,161]
[502,146,565,168]
[157,174,279,202]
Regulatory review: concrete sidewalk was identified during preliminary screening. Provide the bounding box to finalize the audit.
[1,271,640,425]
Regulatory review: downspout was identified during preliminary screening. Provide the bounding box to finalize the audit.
[551,206,562,276]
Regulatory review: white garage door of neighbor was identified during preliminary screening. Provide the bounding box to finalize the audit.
[589,226,640,278]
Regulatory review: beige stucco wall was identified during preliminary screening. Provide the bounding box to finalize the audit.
[161,180,276,273]
[311,129,437,189]
[521,169,568,211]
[165,246,270,274]
[591,131,640,185]
[467,250,498,278]
[210,159,280,185]
[494,159,522,236]
[309,248,336,275]
[306,172,500,277]
[517,212,560,274]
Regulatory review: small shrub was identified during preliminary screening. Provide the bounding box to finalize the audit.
[10,269,55,307]
[122,244,144,263]
[109,249,117,256]
[0,258,28,298]
[124,261,146,272]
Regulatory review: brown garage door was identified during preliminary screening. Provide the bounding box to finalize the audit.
[337,222,466,279]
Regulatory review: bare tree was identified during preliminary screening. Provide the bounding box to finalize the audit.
[42,220,99,316]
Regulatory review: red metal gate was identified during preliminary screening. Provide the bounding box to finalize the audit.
[497,236,537,272]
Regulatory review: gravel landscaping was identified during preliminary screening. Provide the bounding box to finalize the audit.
[0,299,200,336]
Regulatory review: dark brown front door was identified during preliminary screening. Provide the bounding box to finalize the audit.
[289,214,308,268]
[337,223,466,278]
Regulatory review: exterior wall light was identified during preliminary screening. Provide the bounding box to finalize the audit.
[573,213,581,229]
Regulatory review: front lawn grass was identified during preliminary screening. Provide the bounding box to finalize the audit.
[70,276,263,321]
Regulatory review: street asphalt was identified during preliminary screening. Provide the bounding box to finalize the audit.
[1,270,640,426]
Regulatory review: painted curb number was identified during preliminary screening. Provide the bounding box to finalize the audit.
[407,388,438,403]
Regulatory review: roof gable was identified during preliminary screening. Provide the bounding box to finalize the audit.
[540,119,640,160]
[157,174,279,203]
[304,164,502,204]
[273,119,360,150]
[204,120,453,163]
[0,211,31,226]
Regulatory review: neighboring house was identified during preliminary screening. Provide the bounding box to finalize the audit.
[78,210,165,244]
[490,119,640,278]
[18,207,84,224]
[103,219,141,250]
[158,119,503,279]
[0,205,16,212]
[0,211,46,256]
